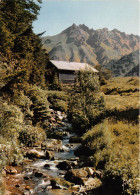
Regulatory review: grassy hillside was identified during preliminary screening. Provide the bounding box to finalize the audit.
[71,76,139,194]
[101,77,139,112]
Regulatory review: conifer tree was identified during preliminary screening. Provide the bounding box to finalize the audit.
[0,0,48,87]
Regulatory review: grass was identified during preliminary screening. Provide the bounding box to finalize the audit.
[78,76,139,194]
[101,77,139,122]
[101,77,139,95]
[104,94,139,111]
[83,119,139,195]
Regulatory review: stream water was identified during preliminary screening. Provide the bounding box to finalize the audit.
[5,130,81,195]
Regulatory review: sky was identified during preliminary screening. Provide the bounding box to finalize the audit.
[33,0,139,37]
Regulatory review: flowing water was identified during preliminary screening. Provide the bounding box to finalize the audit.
[5,130,81,195]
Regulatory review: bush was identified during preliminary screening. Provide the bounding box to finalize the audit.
[68,71,105,134]
[0,101,24,140]
[0,138,24,168]
[13,91,33,121]
[94,64,112,85]
[50,73,63,90]
[46,90,68,101]
[26,85,50,124]
[51,99,68,112]
[83,119,139,194]
[19,125,46,146]
[46,90,68,111]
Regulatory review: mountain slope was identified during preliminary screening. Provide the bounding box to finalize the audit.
[42,24,139,67]
[103,50,139,77]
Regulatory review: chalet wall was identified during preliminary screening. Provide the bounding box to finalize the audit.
[58,70,75,82]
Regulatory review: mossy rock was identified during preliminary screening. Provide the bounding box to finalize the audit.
[53,131,64,140]
[51,177,74,188]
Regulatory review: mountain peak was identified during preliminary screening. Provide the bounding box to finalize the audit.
[42,24,140,73]
[61,23,79,34]
[79,24,94,34]
[112,29,120,33]
[72,23,77,28]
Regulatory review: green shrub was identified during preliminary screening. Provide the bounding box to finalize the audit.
[68,71,105,134]
[26,85,50,124]
[0,101,24,140]
[13,91,33,121]
[0,138,24,167]
[46,90,68,111]
[46,90,68,101]
[50,73,63,90]
[19,125,46,146]
[83,120,139,194]
[94,64,112,85]
[51,99,68,112]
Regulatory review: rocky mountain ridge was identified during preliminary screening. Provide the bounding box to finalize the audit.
[42,24,139,68]
[103,50,139,77]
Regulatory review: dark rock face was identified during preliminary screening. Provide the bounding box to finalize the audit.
[33,171,44,178]
[44,164,50,168]
[103,50,139,77]
[125,64,139,77]
[50,179,62,189]
[42,24,139,75]
[45,150,54,160]
[56,160,77,170]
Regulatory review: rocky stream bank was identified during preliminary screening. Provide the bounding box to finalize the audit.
[2,110,103,195]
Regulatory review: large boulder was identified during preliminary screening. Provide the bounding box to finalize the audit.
[50,177,73,189]
[65,168,89,185]
[57,160,78,170]
[33,171,44,178]
[45,150,54,160]
[85,167,95,177]
[26,149,45,159]
[83,177,101,187]
[44,164,50,168]
[41,139,62,151]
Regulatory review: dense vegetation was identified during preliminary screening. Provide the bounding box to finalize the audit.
[0,0,49,87]
[71,77,139,195]
[0,1,67,193]
[0,0,139,194]
[82,120,139,194]
[68,70,105,134]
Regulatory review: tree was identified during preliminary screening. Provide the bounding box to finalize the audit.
[95,64,112,85]
[0,0,48,87]
[0,0,40,58]
[51,73,63,90]
[68,70,105,134]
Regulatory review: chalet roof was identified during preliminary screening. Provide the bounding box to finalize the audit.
[50,60,98,72]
